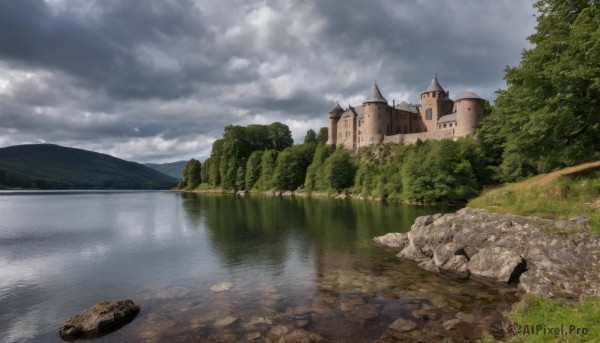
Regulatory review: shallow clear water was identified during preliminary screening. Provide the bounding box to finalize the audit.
[0,191,520,342]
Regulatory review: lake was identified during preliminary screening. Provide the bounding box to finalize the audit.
[0,191,520,342]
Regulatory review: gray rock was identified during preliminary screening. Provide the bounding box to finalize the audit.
[374,208,600,299]
[373,232,408,250]
[215,315,238,327]
[433,242,464,267]
[59,300,140,337]
[467,247,523,283]
[269,325,290,337]
[350,304,379,320]
[442,318,461,330]
[210,282,233,292]
[411,308,441,321]
[388,318,417,332]
[246,331,261,340]
[282,329,324,342]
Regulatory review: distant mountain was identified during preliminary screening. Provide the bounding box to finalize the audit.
[0,144,179,190]
[145,160,187,180]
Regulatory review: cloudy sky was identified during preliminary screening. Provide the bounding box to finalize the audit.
[0,0,538,163]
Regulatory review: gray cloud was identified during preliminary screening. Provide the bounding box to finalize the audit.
[0,0,537,163]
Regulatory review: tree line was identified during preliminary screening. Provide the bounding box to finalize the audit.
[177,122,490,203]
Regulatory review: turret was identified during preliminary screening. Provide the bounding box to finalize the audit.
[420,75,447,132]
[362,82,387,145]
[454,91,485,137]
[327,102,344,146]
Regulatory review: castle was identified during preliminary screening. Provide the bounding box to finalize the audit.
[326,75,486,149]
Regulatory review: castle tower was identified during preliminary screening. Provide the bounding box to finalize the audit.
[327,102,344,146]
[420,75,447,132]
[454,91,485,137]
[363,82,388,145]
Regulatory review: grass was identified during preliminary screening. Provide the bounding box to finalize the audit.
[468,161,600,234]
[507,295,600,343]
[468,161,600,342]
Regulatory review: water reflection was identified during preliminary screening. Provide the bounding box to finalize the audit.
[0,192,519,343]
[169,193,518,342]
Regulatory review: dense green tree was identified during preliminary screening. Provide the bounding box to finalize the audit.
[304,144,331,191]
[245,150,264,190]
[401,140,480,202]
[235,160,246,190]
[267,122,294,151]
[208,139,224,186]
[200,158,210,184]
[323,148,356,191]
[202,123,294,189]
[480,0,600,180]
[353,161,378,196]
[316,127,328,145]
[271,144,315,190]
[179,158,201,190]
[254,150,279,191]
[303,129,317,145]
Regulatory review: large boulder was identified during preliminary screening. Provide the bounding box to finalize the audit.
[59,300,140,338]
[374,208,600,299]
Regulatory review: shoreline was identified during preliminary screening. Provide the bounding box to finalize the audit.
[174,188,468,206]
[373,207,600,300]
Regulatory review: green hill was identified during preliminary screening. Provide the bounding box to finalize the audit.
[468,160,600,234]
[0,144,179,190]
[145,161,187,180]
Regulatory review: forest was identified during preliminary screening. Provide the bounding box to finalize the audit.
[177,123,491,203]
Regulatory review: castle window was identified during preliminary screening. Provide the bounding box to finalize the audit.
[426,108,432,120]
[432,92,436,98]
[443,124,447,128]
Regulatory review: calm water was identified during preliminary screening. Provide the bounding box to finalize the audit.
[0,191,520,342]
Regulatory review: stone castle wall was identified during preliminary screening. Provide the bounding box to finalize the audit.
[382,129,455,145]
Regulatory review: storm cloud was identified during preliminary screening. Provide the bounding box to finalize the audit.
[0,0,537,162]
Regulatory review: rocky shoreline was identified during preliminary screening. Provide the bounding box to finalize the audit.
[179,188,460,203]
[374,208,600,299]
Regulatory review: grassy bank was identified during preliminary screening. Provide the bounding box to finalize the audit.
[468,161,600,342]
[468,161,600,234]
[508,295,600,342]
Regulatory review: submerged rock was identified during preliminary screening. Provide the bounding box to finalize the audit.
[388,318,417,332]
[215,315,238,327]
[59,300,140,338]
[373,208,600,299]
[210,282,233,292]
[282,329,324,342]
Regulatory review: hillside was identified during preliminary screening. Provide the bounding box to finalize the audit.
[145,161,186,180]
[468,160,600,233]
[0,144,179,190]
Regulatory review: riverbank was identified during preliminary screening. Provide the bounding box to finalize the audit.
[374,161,600,342]
[374,208,600,298]
[177,187,469,206]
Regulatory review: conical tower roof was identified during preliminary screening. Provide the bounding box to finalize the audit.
[328,102,344,114]
[453,90,483,101]
[364,82,387,103]
[423,74,445,93]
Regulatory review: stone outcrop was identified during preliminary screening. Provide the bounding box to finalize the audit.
[373,208,600,299]
[59,300,140,337]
